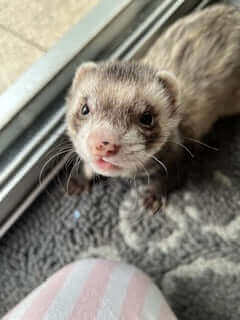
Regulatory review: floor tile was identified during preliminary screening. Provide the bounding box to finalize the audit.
[0,27,43,94]
[0,0,99,50]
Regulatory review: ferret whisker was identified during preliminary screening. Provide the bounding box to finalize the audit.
[45,147,73,161]
[39,149,74,185]
[50,138,72,148]
[66,157,79,195]
[52,140,72,149]
[76,157,82,176]
[128,176,137,187]
[124,149,145,155]
[133,173,137,190]
[124,142,145,147]
[46,141,73,159]
[65,153,78,171]
[146,136,168,144]
[169,141,195,158]
[46,145,73,158]
[136,159,150,185]
[65,6,239,214]
[151,155,168,176]
[127,178,132,186]
[184,137,219,151]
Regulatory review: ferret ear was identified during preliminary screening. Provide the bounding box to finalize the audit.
[157,71,180,112]
[72,62,97,91]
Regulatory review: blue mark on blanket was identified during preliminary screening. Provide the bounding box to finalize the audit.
[73,209,81,220]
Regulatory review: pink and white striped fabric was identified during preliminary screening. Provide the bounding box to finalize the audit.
[3,259,177,320]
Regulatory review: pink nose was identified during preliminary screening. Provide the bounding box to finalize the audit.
[88,130,120,157]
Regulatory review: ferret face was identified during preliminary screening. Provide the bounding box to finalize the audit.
[66,61,181,177]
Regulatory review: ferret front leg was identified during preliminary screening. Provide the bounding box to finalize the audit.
[135,176,168,215]
[67,162,94,195]
[135,156,185,215]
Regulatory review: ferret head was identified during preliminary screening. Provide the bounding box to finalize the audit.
[66,61,181,177]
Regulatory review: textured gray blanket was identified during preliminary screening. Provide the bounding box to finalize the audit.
[1,117,240,320]
[1,1,240,319]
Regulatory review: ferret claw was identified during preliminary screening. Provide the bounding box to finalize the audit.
[141,185,167,215]
[152,195,167,215]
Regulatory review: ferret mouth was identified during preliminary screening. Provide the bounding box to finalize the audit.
[93,157,122,172]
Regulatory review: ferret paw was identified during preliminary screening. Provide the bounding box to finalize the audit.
[140,185,167,215]
[66,177,92,196]
[66,162,94,196]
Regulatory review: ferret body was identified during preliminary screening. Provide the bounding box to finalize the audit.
[144,4,240,140]
[66,4,240,207]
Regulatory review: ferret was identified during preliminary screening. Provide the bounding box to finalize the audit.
[66,4,240,211]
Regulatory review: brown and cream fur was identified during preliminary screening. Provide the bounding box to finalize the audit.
[66,4,240,207]
[144,4,240,139]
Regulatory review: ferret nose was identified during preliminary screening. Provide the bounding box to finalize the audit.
[95,141,119,156]
[88,130,120,157]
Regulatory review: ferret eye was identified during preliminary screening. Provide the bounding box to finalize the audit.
[81,103,90,116]
[139,111,153,127]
